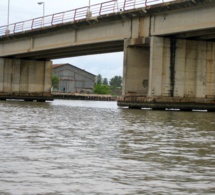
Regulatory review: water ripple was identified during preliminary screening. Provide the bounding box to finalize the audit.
[0,100,214,195]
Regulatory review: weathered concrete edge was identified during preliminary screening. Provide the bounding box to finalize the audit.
[53,93,114,101]
[0,93,54,101]
[117,96,215,111]
[117,101,215,111]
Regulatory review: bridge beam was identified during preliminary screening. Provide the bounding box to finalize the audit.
[118,36,215,111]
[0,58,53,101]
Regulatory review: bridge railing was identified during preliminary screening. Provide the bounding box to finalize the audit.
[0,0,173,37]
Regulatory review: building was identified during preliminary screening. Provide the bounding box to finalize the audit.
[52,63,96,93]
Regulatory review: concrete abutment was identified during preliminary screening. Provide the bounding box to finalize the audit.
[118,37,215,111]
[0,58,53,102]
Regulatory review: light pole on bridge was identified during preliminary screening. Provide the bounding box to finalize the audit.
[87,0,92,18]
[6,0,10,35]
[38,1,45,27]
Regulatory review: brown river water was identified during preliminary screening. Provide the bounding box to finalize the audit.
[0,100,214,195]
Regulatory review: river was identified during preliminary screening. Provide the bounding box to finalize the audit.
[0,100,214,195]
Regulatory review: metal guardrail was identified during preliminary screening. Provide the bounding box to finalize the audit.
[0,0,172,37]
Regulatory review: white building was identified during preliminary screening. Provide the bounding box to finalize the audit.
[52,64,96,93]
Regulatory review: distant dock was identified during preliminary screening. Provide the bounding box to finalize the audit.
[52,93,116,101]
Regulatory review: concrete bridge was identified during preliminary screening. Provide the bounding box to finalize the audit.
[0,0,215,111]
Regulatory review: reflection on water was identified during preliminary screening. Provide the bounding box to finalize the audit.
[0,100,214,194]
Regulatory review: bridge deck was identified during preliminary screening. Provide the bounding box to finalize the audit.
[0,0,215,60]
[0,0,174,39]
[0,0,214,42]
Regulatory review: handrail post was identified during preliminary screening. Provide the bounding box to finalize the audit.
[13,23,16,34]
[62,12,65,23]
[86,6,92,18]
[123,0,126,10]
[51,14,54,26]
[74,9,77,21]
[99,3,103,15]
[31,19,34,30]
[22,22,25,31]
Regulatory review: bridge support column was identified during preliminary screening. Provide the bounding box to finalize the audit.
[0,58,53,101]
[122,38,150,108]
[118,37,215,111]
[122,38,150,95]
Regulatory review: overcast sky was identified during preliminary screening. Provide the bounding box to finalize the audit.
[0,0,123,80]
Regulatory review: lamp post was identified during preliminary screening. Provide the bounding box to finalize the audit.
[38,1,45,27]
[88,0,91,12]
[6,0,10,35]
[87,0,92,18]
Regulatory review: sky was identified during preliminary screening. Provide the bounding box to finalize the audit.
[0,0,123,80]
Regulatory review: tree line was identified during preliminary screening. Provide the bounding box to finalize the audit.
[93,74,122,94]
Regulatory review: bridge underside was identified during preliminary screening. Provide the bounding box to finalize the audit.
[6,40,124,60]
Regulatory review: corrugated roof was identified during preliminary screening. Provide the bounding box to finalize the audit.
[52,63,96,76]
[52,64,64,68]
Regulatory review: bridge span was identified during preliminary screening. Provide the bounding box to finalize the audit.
[0,0,215,111]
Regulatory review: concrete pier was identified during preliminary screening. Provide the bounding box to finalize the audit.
[0,58,53,101]
[118,37,215,111]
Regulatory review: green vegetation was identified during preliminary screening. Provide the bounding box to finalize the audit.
[110,76,122,88]
[93,74,122,95]
[96,74,103,85]
[93,84,111,94]
[52,74,60,90]
[103,78,108,85]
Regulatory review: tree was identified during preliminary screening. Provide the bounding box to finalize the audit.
[94,74,111,94]
[93,84,111,94]
[52,74,60,90]
[109,76,122,88]
[96,74,103,85]
[103,78,109,85]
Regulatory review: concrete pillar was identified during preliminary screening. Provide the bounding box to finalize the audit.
[174,39,186,97]
[123,38,150,96]
[205,42,215,98]
[184,40,198,97]
[148,37,164,97]
[196,41,207,98]
[118,36,215,111]
[44,61,52,94]
[0,58,4,92]
[12,59,21,93]
[20,60,29,93]
[0,58,53,101]
[148,37,215,99]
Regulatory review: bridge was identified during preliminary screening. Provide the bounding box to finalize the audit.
[0,0,215,111]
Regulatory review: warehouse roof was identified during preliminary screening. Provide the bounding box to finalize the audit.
[52,63,96,77]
